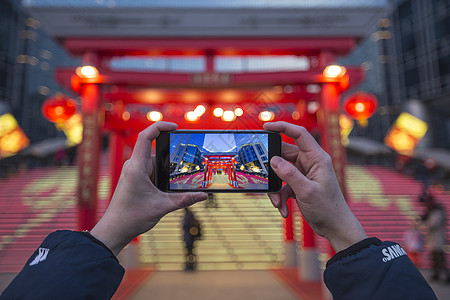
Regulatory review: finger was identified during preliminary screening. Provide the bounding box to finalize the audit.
[268,191,281,208]
[280,142,306,174]
[268,184,293,208]
[167,192,208,211]
[270,156,309,191]
[264,121,322,153]
[268,184,294,218]
[281,142,300,163]
[131,121,178,161]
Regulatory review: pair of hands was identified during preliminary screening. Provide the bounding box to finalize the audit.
[90,121,366,256]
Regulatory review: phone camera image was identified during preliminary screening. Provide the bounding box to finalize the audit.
[169,132,271,191]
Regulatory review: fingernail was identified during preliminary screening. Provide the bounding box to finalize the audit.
[197,193,208,200]
[271,156,282,169]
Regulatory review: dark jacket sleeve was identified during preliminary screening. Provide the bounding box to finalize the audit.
[324,237,437,300]
[0,230,125,300]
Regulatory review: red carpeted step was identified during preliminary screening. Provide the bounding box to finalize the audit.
[0,166,111,273]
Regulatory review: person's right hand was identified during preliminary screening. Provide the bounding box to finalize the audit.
[264,121,367,252]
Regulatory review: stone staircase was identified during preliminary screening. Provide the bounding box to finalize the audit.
[139,193,285,270]
[0,166,110,273]
[1,164,449,273]
[345,165,450,269]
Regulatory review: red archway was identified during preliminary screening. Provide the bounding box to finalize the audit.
[54,40,364,278]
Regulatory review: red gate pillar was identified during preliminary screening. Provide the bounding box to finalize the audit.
[77,54,101,231]
[232,165,238,188]
[109,133,125,199]
[202,164,209,188]
[284,197,297,267]
[318,52,346,198]
[320,82,343,260]
[320,82,346,198]
[299,216,320,281]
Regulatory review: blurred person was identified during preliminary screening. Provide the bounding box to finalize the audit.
[54,148,68,166]
[1,121,437,300]
[420,191,450,282]
[415,158,437,190]
[403,218,425,267]
[182,207,202,271]
[205,192,217,208]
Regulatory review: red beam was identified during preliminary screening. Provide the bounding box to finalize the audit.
[102,89,318,104]
[56,67,364,90]
[62,37,357,57]
[103,100,319,133]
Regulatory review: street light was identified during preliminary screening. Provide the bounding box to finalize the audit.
[258,111,274,122]
[323,65,346,79]
[147,111,163,122]
[122,111,130,121]
[185,111,199,122]
[213,107,224,117]
[76,65,99,79]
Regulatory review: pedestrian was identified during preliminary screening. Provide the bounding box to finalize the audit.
[420,191,450,282]
[182,207,201,271]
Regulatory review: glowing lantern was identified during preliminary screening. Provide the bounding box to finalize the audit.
[339,114,354,146]
[222,110,236,122]
[384,112,428,156]
[41,95,77,123]
[0,113,29,158]
[344,92,378,121]
[55,113,83,146]
[194,105,206,117]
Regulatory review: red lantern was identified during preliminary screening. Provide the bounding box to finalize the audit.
[42,95,78,123]
[344,92,378,120]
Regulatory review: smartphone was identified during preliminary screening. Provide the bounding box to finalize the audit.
[156,130,282,193]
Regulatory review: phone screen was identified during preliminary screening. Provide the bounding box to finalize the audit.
[156,130,281,192]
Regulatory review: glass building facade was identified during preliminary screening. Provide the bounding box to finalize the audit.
[341,0,450,149]
[1,0,79,143]
[182,145,204,166]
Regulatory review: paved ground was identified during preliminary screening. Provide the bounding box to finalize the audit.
[2,269,450,299]
[129,270,299,300]
[0,274,15,294]
[420,269,450,300]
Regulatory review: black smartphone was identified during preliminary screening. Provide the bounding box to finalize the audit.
[156,130,282,193]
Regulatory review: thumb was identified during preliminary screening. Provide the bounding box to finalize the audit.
[270,156,308,191]
[167,192,208,212]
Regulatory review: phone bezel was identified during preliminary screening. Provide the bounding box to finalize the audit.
[156,130,282,193]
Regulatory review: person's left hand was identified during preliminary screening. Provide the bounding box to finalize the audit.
[91,122,207,256]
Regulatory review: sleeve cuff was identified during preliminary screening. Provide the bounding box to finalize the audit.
[77,231,119,261]
[326,237,382,268]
